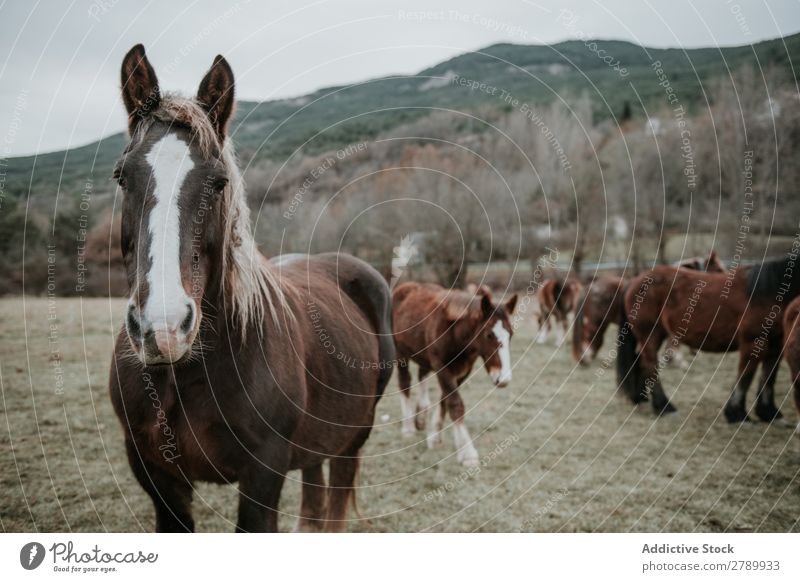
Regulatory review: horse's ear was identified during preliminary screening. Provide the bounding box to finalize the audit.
[480,294,494,319]
[120,44,160,133]
[504,293,519,316]
[197,55,235,140]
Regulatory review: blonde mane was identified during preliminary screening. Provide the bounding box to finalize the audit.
[133,95,291,336]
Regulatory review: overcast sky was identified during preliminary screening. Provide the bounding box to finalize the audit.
[1,0,798,156]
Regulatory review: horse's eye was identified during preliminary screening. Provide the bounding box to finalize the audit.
[205,176,228,194]
[113,169,127,189]
[487,332,496,341]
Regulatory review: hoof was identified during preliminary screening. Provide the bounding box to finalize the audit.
[755,404,783,423]
[457,449,480,467]
[654,401,677,416]
[427,433,442,449]
[724,405,751,423]
[401,427,416,439]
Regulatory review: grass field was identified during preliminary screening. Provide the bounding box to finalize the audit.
[1,297,798,532]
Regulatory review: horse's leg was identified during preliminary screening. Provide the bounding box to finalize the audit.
[236,445,290,532]
[125,440,194,532]
[536,311,548,343]
[415,367,431,431]
[585,316,607,362]
[438,375,479,466]
[556,311,567,346]
[397,358,415,437]
[294,464,327,532]
[449,391,479,467]
[724,349,758,423]
[755,349,784,422]
[426,383,446,449]
[639,334,676,415]
[325,445,365,533]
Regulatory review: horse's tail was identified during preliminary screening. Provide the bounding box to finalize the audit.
[616,288,646,403]
[572,285,588,364]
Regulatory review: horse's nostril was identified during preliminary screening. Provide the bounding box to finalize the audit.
[180,302,195,334]
[126,304,141,337]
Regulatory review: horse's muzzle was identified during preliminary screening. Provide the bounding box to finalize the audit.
[489,369,511,388]
[125,300,197,365]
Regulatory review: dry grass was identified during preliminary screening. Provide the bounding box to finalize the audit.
[1,297,798,532]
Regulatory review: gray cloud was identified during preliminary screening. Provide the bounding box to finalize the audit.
[1,0,798,156]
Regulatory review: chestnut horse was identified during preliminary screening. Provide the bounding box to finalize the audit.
[393,282,517,466]
[536,278,582,345]
[108,45,394,532]
[572,251,725,365]
[782,296,800,432]
[617,255,800,419]
[571,275,626,365]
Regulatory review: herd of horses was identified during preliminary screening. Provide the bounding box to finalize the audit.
[108,45,800,533]
[571,250,800,423]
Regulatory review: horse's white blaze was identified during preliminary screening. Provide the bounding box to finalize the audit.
[493,320,512,385]
[143,133,194,331]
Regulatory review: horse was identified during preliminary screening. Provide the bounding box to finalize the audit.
[392,282,518,466]
[108,45,394,532]
[616,255,800,419]
[572,251,725,366]
[535,278,582,345]
[783,296,800,433]
[571,275,626,365]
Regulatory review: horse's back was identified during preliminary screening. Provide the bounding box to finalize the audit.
[627,265,740,351]
[391,281,446,363]
[276,252,395,390]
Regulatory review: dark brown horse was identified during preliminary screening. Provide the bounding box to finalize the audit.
[782,295,800,433]
[572,251,725,366]
[616,255,800,419]
[536,278,582,345]
[392,282,517,466]
[108,45,394,532]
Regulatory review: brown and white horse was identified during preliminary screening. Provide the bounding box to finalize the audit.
[536,278,582,345]
[392,282,517,466]
[108,45,394,532]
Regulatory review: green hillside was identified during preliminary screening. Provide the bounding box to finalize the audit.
[3,33,799,208]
